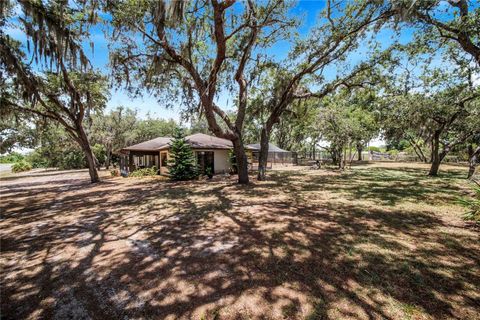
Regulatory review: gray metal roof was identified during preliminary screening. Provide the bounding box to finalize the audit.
[122,133,234,151]
[122,137,172,151]
[183,133,233,150]
[247,143,290,153]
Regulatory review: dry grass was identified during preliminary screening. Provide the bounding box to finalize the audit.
[0,162,478,320]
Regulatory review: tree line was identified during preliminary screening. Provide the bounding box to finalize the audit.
[1,0,479,183]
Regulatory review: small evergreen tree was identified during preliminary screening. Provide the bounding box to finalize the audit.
[167,129,198,180]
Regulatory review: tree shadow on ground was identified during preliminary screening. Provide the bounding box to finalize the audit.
[1,167,478,319]
[269,167,468,206]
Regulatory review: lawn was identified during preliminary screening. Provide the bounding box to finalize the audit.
[1,163,479,320]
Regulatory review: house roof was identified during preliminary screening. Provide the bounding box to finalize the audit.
[121,133,234,152]
[122,137,172,151]
[247,143,290,153]
[182,133,233,150]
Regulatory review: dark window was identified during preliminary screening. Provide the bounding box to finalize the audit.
[197,151,214,174]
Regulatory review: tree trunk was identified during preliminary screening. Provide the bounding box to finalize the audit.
[467,145,480,179]
[233,138,249,184]
[257,126,271,181]
[428,131,441,176]
[78,127,100,183]
[330,149,337,166]
[106,148,111,170]
[407,136,428,162]
[357,144,363,161]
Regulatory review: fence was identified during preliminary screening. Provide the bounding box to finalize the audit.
[250,151,298,169]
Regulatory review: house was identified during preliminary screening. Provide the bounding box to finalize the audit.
[119,133,235,176]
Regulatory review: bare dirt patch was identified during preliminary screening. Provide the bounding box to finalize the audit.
[1,164,478,319]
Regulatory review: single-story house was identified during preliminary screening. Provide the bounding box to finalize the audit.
[120,133,237,176]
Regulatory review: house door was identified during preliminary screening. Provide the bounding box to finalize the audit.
[197,151,214,175]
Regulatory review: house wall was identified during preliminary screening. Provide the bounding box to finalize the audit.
[212,149,229,174]
[158,149,230,175]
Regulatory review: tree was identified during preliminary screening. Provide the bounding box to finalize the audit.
[379,45,480,176]
[132,116,178,144]
[1,0,107,183]
[466,138,480,179]
[272,100,321,155]
[167,128,198,181]
[91,106,138,168]
[317,89,379,168]
[108,0,294,184]
[0,112,36,154]
[254,0,394,180]
[26,124,87,170]
[392,0,480,65]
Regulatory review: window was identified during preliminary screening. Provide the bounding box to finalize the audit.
[161,152,168,167]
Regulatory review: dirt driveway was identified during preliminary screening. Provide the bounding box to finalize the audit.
[1,164,479,319]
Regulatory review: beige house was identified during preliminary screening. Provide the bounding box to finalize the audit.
[120,133,233,176]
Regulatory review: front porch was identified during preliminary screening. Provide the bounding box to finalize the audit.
[120,148,231,176]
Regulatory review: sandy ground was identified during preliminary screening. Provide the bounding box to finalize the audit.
[0,163,479,320]
[0,163,12,175]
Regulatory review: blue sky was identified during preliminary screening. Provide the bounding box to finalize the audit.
[102,1,327,122]
[5,0,418,124]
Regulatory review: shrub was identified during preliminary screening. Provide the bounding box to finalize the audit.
[0,152,24,163]
[59,149,85,169]
[228,150,237,174]
[25,147,85,169]
[25,149,48,168]
[129,166,157,177]
[387,149,399,156]
[92,144,106,166]
[457,184,480,222]
[367,146,382,153]
[11,160,32,173]
[110,169,120,177]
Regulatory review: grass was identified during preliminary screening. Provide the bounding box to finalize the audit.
[0,162,478,320]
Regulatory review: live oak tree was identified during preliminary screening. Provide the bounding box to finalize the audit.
[379,48,480,176]
[108,0,294,184]
[132,116,178,144]
[273,100,321,156]
[392,0,480,66]
[316,89,379,169]
[0,111,36,154]
[0,0,107,183]
[466,136,480,179]
[254,0,395,180]
[91,106,138,169]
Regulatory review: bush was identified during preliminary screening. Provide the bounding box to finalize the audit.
[0,152,24,163]
[110,169,120,177]
[129,166,157,177]
[11,160,32,173]
[457,184,480,222]
[25,147,85,169]
[387,149,399,156]
[228,150,237,174]
[367,146,382,153]
[92,144,106,166]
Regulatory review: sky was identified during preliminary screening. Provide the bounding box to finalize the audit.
[94,1,328,121]
[5,0,380,120]
[6,0,470,148]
